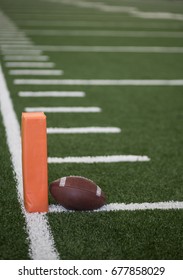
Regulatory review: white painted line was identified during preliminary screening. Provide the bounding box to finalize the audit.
[0,31,27,35]
[0,40,32,44]
[3,55,49,61]
[134,11,183,21]
[1,44,34,48]
[0,64,59,260]
[25,107,101,113]
[49,201,183,213]
[0,37,30,42]
[47,127,121,134]
[5,62,55,68]
[38,45,183,53]
[25,29,183,38]
[14,79,183,86]
[0,34,27,39]
[0,28,19,31]
[9,69,63,76]
[48,155,150,164]
[0,33,29,37]
[52,0,183,21]
[19,91,85,97]
[1,50,43,55]
[0,31,26,35]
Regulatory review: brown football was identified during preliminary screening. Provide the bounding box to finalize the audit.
[49,176,106,210]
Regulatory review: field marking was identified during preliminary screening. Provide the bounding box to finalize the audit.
[49,201,183,213]
[0,37,30,42]
[9,69,63,76]
[0,33,28,36]
[0,28,20,32]
[1,45,35,50]
[0,64,59,260]
[0,31,26,35]
[5,62,55,68]
[0,40,32,44]
[1,50,43,55]
[3,55,50,61]
[48,0,183,21]
[38,45,183,53]
[19,91,85,97]
[25,29,183,38]
[25,107,101,113]
[48,155,150,164]
[0,34,28,39]
[14,79,183,86]
[47,127,121,134]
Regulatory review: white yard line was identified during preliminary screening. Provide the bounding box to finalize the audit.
[25,29,183,38]
[1,50,43,55]
[49,201,183,213]
[0,64,59,260]
[3,55,50,61]
[19,91,85,97]
[48,155,150,164]
[0,34,28,39]
[38,45,183,53]
[14,79,183,86]
[9,69,63,76]
[0,28,19,30]
[25,107,101,113]
[0,37,30,42]
[5,62,55,68]
[0,31,26,35]
[47,127,121,134]
[0,42,32,46]
[0,40,32,44]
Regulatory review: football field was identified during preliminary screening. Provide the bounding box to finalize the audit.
[0,0,183,260]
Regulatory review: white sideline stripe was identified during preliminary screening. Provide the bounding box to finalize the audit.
[4,6,183,21]
[0,64,59,260]
[19,91,85,97]
[9,70,63,76]
[3,55,50,61]
[26,30,183,38]
[48,155,150,164]
[25,107,101,113]
[1,50,43,55]
[49,201,183,213]
[51,0,183,21]
[38,45,183,53]
[14,79,183,86]
[47,127,121,134]
[5,62,55,68]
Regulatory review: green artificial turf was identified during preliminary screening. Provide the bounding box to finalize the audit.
[48,210,183,260]
[0,0,183,260]
[0,113,29,259]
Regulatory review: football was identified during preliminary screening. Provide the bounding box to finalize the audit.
[49,176,106,210]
